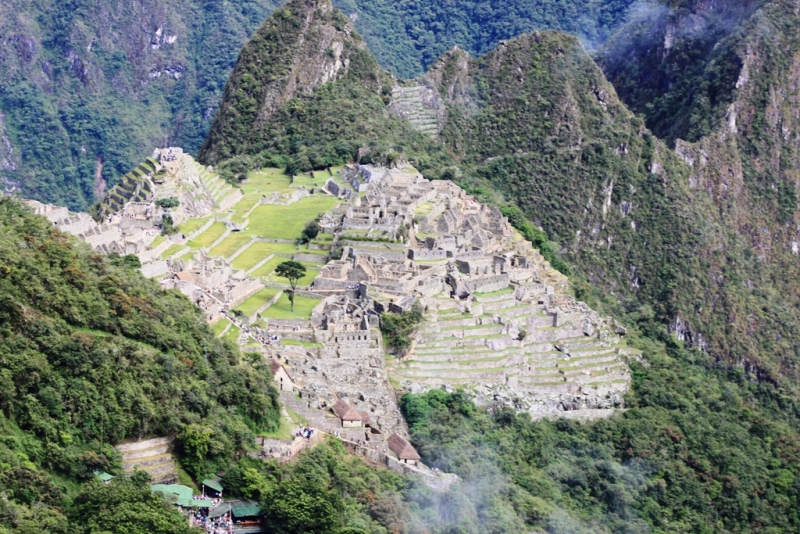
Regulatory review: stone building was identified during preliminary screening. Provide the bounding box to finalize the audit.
[270,359,295,392]
[332,399,363,428]
[387,434,421,465]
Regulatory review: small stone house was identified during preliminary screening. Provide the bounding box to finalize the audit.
[387,434,421,465]
[269,360,295,392]
[332,399,363,428]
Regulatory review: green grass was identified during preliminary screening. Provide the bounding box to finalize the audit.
[250,257,286,278]
[222,323,241,344]
[231,197,260,223]
[211,319,230,337]
[285,404,308,426]
[281,339,323,349]
[258,414,295,441]
[162,244,186,259]
[261,293,319,320]
[179,216,213,236]
[298,246,329,256]
[241,168,293,195]
[473,287,514,298]
[243,196,339,240]
[236,288,282,317]
[290,171,330,189]
[150,235,167,248]
[209,233,252,258]
[232,242,299,271]
[187,221,227,249]
[176,465,200,493]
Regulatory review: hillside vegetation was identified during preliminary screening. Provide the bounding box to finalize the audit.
[339,0,637,77]
[0,0,282,210]
[199,0,455,178]
[1,0,640,210]
[0,197,280,531]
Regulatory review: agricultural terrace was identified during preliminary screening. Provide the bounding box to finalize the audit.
[231,242,298,271]
[241,196,338,240]
[235,287,282,317]
[260,293,319,320]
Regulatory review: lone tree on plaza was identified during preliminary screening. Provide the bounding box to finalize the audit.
[275,261,307,312]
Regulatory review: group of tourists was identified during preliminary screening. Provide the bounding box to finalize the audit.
[297,426,315,440]
[189,508,233,534]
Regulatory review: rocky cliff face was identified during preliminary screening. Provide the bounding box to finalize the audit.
[199,0,381,164]
[590,0,800,382]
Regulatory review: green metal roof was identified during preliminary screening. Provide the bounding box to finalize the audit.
[151,484,194,507]
[189,499,213,508]
[231,502,262,518]
[202,477,224,492]
[94,471,114,482]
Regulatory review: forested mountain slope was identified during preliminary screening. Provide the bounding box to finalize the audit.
[0,0,282,210]
[1,0,640,210]
[337,0,638,77]
[0,197,280,531]
[198,0,455,179]
[591,0,800,380]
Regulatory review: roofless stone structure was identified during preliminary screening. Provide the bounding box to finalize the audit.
[286,163,635,418]
[28,150,634,433]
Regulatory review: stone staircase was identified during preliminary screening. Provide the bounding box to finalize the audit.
[115,437,178,484]
[389,85,445,139]
[397,289,630,399]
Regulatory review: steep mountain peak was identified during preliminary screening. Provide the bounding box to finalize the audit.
[200,0,380,164]
[423,46,473,105]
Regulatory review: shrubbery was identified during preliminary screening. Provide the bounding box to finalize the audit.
[380,304,424,354]
[0,198,281,530]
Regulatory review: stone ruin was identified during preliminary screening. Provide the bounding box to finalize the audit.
[28,152,635,442]
[26,148,262,322]
[275,163,635,426]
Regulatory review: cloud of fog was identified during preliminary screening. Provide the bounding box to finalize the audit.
[403,440,654,534]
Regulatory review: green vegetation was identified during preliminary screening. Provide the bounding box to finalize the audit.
[236,288,282,317]
[156,198,180,209]
[598,0,758,146]
[187,221,227,249]
[261,293,319,320]
[209,233,251,259]
[342,0,636,77]
[199,0,455,178]
[231,242,297,271]
[242,197,339,240]
[301,218,322,243]
[219,442,425,533]
[161,215,179,236]
[0,0,283,210]
[274,261,307,312]
[0,198,280,530]
[401,323,800,532]
[381,304,424,354]
[69,472,195,534]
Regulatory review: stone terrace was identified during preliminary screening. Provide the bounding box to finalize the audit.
[306,163,634,416]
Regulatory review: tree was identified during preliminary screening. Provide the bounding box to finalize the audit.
[155,198,180,209]
[275,261,307,312]
[69,474,196,534]
[262,479,343,534]
[301,219,321,243]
